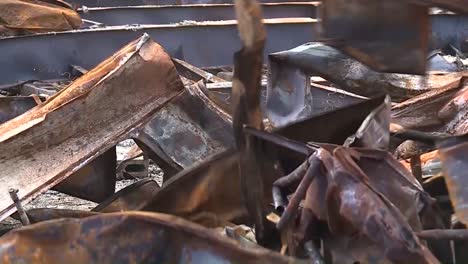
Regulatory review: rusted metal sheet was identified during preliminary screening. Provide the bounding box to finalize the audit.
[93,179,160,213]
[437,135,468,225]
[53,147,117,202]
[135,81,233,178]
[0,0,82,36]
[267,43,464,110]
[142,97,385,229]
[267,45,370,127]
[80,3,318,26]
[0,212,303,264]
[143,150,247,227]
[320,0,429,74]
[0,19,316,85]
[265,136,439,262]
[392,73,468,133]
[0,35,184,221]
[0,95,118,203]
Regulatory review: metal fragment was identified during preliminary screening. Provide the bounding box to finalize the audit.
[0,35,184,221]
[0,212,304,264]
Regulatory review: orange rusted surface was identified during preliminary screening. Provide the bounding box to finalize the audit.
[0,212,302,264]
[0,0,81,34]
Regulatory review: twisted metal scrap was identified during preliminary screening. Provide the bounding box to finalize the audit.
[274,146,439,263]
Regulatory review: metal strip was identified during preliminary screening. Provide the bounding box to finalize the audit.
[0,18,317,85]
[79,3,318,25]
[71,0,314,7]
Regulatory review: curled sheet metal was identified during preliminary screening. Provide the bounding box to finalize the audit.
[267,43,463,112]
[320,0,429,74]
[143,150,248,227]
[345,96,391,150]
[392,73,468,134]
[0,34,184,221]
[274,145,438,263]
[92,179,160,213]
[437,135,468,225]
[266,72,366,128]
[0,212,304,264]
[0,0,82,35]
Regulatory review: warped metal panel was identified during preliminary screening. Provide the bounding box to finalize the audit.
[0,19,317,85]
[0,35,184,221]
[0,212,302,264]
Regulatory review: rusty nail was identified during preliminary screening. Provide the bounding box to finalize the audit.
[8,188,30,226]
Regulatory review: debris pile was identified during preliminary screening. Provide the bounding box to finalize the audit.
[0,0,467,263]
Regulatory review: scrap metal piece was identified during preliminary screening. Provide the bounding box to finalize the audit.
[143,150,247,227]
[0,34,184,221]
[0,95,117,203]
[53,147,117,202]
[0,0,82,35]
[437,135,468,225]
[320,0,429,74]
[232,0,268,244]
[135,81,233,179]
[0,18,317,85]
[267,43,462,119]
[116,158,148,179]
[0,212,303,264]
[344,96,391,150]
[392,73,468,133]
[12,208,98,224]
[92,179,160,213]
[173,58,225,83]
[70,0,314,7]
[8,189,30,226]
[12,179,159,224]
[79,3,318,26]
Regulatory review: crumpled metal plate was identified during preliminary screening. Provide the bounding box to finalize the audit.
[0,34,184,221]
[0,212,304,264]
[135,81,233,179]
[392,73,468,134]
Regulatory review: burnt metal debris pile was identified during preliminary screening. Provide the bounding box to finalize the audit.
[0,0,467,263]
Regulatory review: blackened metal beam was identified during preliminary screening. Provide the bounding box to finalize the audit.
[71,0,313,7]
[80,3,318,25]
[0,18,317,85]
